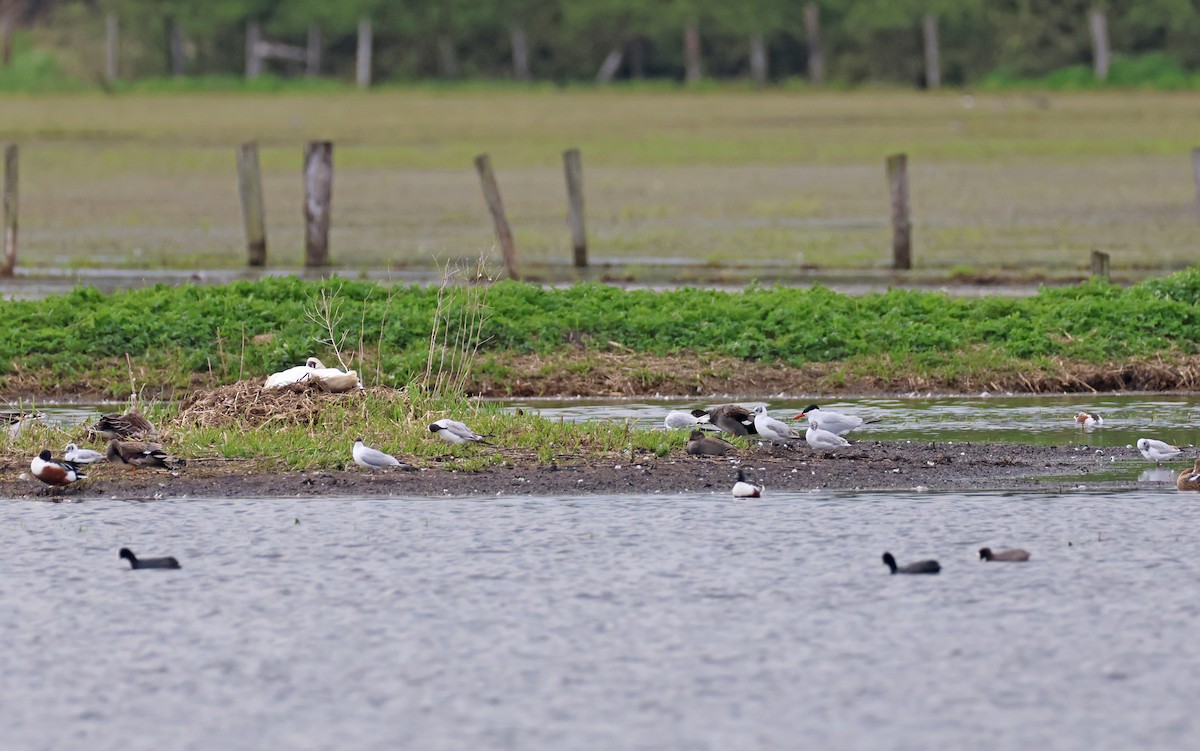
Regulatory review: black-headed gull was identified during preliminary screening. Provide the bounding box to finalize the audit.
[119,548,181,570]
[806,419,850,449]
[751,406,802,444]
[794,404,877,436]
[731,468,762,498]
[30,450,87,488]
[978,547,1031,562]
[1137,438,1181,465]
[1074,411,1103,428]
[686,430,737,456]
[665,410,708,430]
[64,442,106,464]
[430,419,490,445]
[353,439,414,471]
[882,552,940,575]
[691,405,756,436]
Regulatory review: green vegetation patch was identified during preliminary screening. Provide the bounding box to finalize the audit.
[4,269,1200,397]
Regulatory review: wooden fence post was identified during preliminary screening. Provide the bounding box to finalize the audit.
[1090,7,1110,81]
[1090,250,1110,279]
[303,141,333,268]
[749,32,768,86]
[167,17,186,76]
[306,25,321,77]
[683,21,702,84]
[474,153,520,280]
[236,142,267,267]
[922,15,941,89]
[563,149,587,268]
[510,24,530,81]
[355,18,371,88]
[595,48,623,84]
[1192,148,1200,220]
[3,7,14,67]
[804,3,824,86]
[2,144,16,277]
[246,22,262,79]
[437,36,459,78]
[886,153,911,270]
[105,12,118,83]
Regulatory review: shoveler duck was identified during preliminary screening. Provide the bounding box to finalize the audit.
[119,548,181,570]
[794,404,879,436]
[1074,411,1103,429]
[64,443,106,464]
[691,405,756,436]
[1177,459,1200,490]
[882,552,940,575]
[686,430,737,456]
[106,439,175,469]
[1137,438,1182,465]
[978,547,1031,562]
[429,419,489,445]
[731,468,762,498]
[30,450,87,488]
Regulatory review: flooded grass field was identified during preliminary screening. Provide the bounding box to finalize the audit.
[2,490,1196,750]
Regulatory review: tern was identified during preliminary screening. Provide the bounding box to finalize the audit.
[794,404,878,436]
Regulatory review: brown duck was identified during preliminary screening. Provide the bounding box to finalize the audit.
[686,430,738,456]
[1177,458,1200,490]
[691,405,757,436]
[106,440,174,470]
[89,409,155,441]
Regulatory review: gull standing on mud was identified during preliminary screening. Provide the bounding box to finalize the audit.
[30,450,87,488]
[430,419,490,445]
[751,406,803,445]
[1137,438,1182,465]
[806,419,851,449]
[794,404,877,436]
[731,468,762,498]
[352,439,415,471]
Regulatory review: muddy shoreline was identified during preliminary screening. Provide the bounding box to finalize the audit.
[1,440,1170,501]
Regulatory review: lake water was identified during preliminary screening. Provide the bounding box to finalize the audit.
[1,490,1196,750]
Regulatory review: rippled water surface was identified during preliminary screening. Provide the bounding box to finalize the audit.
[2,491,1198,750]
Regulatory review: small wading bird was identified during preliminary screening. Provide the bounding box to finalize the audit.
[30,450,87,489]
[430,419,490,445]
[978,547,1031,562]
[882,552,940,575]
[806,418,851,449]
[63,443,106,464]
[794,404,879,437]
[1137,438,1182,465]
[1177,458,1200,491]
[686,430,737,456]
[731,468,762,498]
[751,406,803,446]
[1074,411,1103,429]
[691,405,756,436]
[106,440,175,470]
[352,439,415,472]
[119,548,181,570]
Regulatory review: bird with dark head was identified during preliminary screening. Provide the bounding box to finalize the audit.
[686,430,737,456]
[119,548,181,570]
[882,552,940,575]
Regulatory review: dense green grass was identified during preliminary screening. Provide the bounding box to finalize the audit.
[3,271,1200,397]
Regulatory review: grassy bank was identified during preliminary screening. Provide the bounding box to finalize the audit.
[4,271,1200,401]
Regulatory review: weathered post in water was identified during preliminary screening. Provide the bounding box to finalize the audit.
[1090,250,1110,279]
[236,142,267,267]
[886,153,912,270]
[2,144,15,277]
[563,148,587,268]
[474,153,520,280]
[303,141,333,268]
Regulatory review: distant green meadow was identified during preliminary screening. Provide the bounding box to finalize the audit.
[0,88,1197,274]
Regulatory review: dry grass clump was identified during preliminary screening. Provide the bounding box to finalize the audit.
[174,379,368,429]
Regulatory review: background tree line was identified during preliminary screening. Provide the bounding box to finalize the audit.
[7,0,1200,86]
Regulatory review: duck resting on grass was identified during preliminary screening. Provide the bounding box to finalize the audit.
[106,440,180,470]
[30,450,87,489]
[686,430,737,456]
